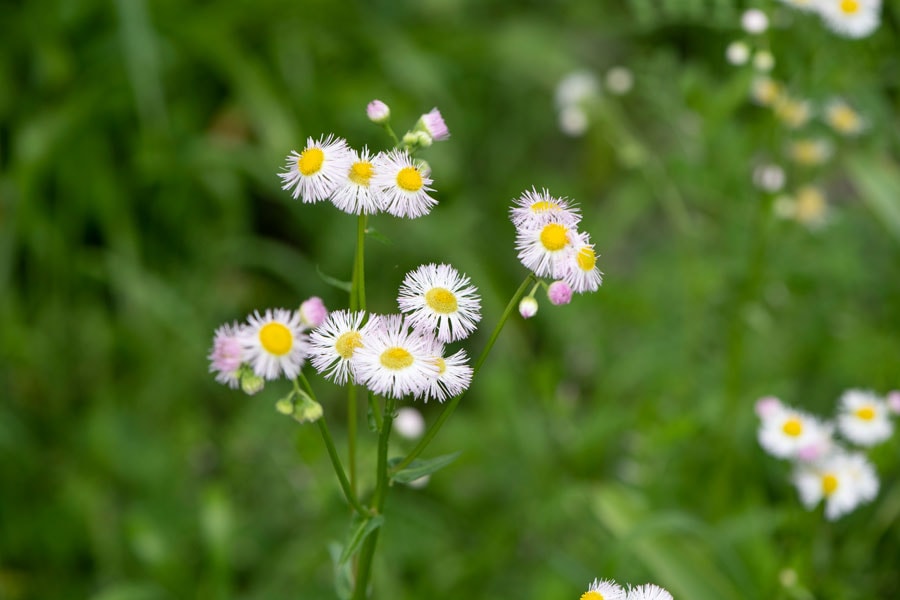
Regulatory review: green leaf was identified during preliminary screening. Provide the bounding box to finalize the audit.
[365,227,393,246]
[846,154,900,243]
[328,542,353,600]
[315,265,352,293]
[338,514,384,565]
[389,451,461,484]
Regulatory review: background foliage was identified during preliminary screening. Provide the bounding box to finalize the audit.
[2,0,899,598]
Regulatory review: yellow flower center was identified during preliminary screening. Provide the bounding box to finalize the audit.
[540,223,569,251]
[829,106,860,133]
[822,473,839,496]
[298,147,325,176]
[396,166,423,192]
[259,322,293,356]
[434,357,447,375]
[335,331,363,359]
[576,246,596,271]
[791,141,821,164]
[795,187,826,223]
[840,0,860,14]
[581,592,604,600]
[349,161,374,185]
[380,347,414,370]
[425,287,458,314]
[782,418,803,437]
[854,406,876,421]
[530,200,557,213]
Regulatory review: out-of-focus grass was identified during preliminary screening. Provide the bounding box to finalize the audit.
[1,0,899,598]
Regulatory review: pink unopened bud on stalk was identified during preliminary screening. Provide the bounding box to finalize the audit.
[755,396,783,419]
[367,99,390,124]
[547,281,573,306]
[887,391,900,415]
[418,108,450,141]
[299,296,328,328]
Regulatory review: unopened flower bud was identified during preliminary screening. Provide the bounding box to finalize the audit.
[366,99,390,124]
[519,296,538,319]
[294,392,323,424]
[887,391,900,415]
[755,396,782,419]
[240,371,265,395]
[299,296,328,328]
[417,107,449,141]
[547,281,573,306]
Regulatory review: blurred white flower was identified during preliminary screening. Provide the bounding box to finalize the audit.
[605,66,634,95]
[818,0,881,38]
[742,9,770,34]
[836,389,893,446]
[726,41,750,65]
[753,50,775,72]
[753,163,786,192]
[394,407,426,439]
[554,70,600,109]
[559,105,590,137]
[793,450,879,520]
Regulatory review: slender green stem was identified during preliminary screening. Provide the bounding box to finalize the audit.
[294,374,369,517]
[368,391,383,432]
[382,123,400,147]
[346,215,369,498]
[356,215,367,311]
[391,274,535,473]
[347,385,358,496]
[352,396,396,600]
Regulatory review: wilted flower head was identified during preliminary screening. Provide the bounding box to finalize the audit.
[417,108,450,141]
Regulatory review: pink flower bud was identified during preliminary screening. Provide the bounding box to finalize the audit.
[419,108,449,141]
[755,396,782,419]
[299,296,328,328]
[518,296,538,319]
[888,391,900,415]
[366,99,390,124]
[547,280,573,306]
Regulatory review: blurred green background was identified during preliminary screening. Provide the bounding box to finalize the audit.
[2,0,899,598]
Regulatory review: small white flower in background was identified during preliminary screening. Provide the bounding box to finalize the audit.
[422,349,473,403]
[725,41,750,65]
[753,50,775,72]
[563,232,603,294]
[299,296,328,328]
[353,315,441,400]
[393,407,426,439]
[793,450,879,520]
[308,310,378,385]
[626,583,674,600]
[787,138,834,166]
[397,263,482,343]
[519,296,538,319]
[580,578,626,600]
[605,66,634,96]
[366,99,390,124]
[753,163,786,193]
[417,107,450,141]
[836,389,894,446]
[330,147,385,215]
[559,105,590,137]
[818,0,881,38]
[279,135,353,203]
[209,322,245,389]
[240,308,309,380]
[555,70,600,109]
[774,95,813,129]
[750,76,783,106]
[824,98,867,136]
[758,403,834,460]
[372,150,437,218]
[510,188,581,230]
[741,9,770,34]
[547,280,573,306]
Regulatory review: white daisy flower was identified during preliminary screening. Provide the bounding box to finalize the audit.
[240,308,308,380]
[330,147,385,215]
[422,349,473,403]
[353,315,441,399]
[836,389,893,446]
[279,134,353,203]
[758,404,834,460]
[818,0,881,38]
[372,150,436,218]
[562,231,603,293]
[824,98,867,136]
[725,41,750,66]
[580,578,626,600]
[208,322,245,388]
[793,451,879,520]
[397,263,482,343]
[510,187,581,231]
[626,584,673,600]
[515,218,578,279]
[308,310,380,385]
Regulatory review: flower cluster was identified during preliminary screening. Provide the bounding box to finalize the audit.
[580,578,672,600]
[511,188,603,318]
[310,263,479,401]
[778,0,882,39]
[726,7,872,230]
[210,264,480,404]
[278,104,449,218]
[756,390,900,520]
